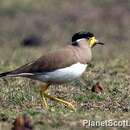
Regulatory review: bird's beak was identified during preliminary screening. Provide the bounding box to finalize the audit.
[91,39,104,48]
[95,39,104,46]
[88,37,104,47]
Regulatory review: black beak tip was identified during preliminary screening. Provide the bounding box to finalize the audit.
[98,42,104,45]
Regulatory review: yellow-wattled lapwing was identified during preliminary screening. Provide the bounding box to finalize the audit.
[0,31,104,111]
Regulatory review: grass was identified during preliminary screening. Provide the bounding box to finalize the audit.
[0,46,130,130]
[0,0,130,130]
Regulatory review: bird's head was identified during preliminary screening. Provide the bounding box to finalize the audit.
[72,31,104,47]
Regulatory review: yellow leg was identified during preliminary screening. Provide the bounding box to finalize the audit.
[40,83,76,111]
[40,83,50,110]
[44,93,76,111]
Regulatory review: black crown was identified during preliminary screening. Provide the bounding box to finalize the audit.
[72,31,94,42]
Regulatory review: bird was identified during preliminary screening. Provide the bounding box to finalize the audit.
[0,31,104,111]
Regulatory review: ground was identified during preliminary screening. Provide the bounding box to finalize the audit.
[0,0,130,130]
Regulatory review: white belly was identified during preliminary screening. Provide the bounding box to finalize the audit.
[36,62,87,83]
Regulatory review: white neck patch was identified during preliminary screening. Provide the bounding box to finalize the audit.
[76,38,86,42]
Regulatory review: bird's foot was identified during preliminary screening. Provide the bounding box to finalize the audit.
[40,83,50,110]
[40,91,49,110]
[39,83,76,111]
[44,93,76,112]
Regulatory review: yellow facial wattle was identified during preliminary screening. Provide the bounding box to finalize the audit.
[88,37,98,47]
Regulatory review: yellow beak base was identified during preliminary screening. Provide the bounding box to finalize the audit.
[88,37,97,47]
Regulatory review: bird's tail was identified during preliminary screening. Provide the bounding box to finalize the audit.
[0,71,34,78]
[0,71,13,78]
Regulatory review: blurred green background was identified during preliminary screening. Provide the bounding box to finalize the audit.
[0,0,130,130]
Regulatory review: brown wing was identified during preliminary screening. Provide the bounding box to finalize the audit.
[10,46,80,75]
